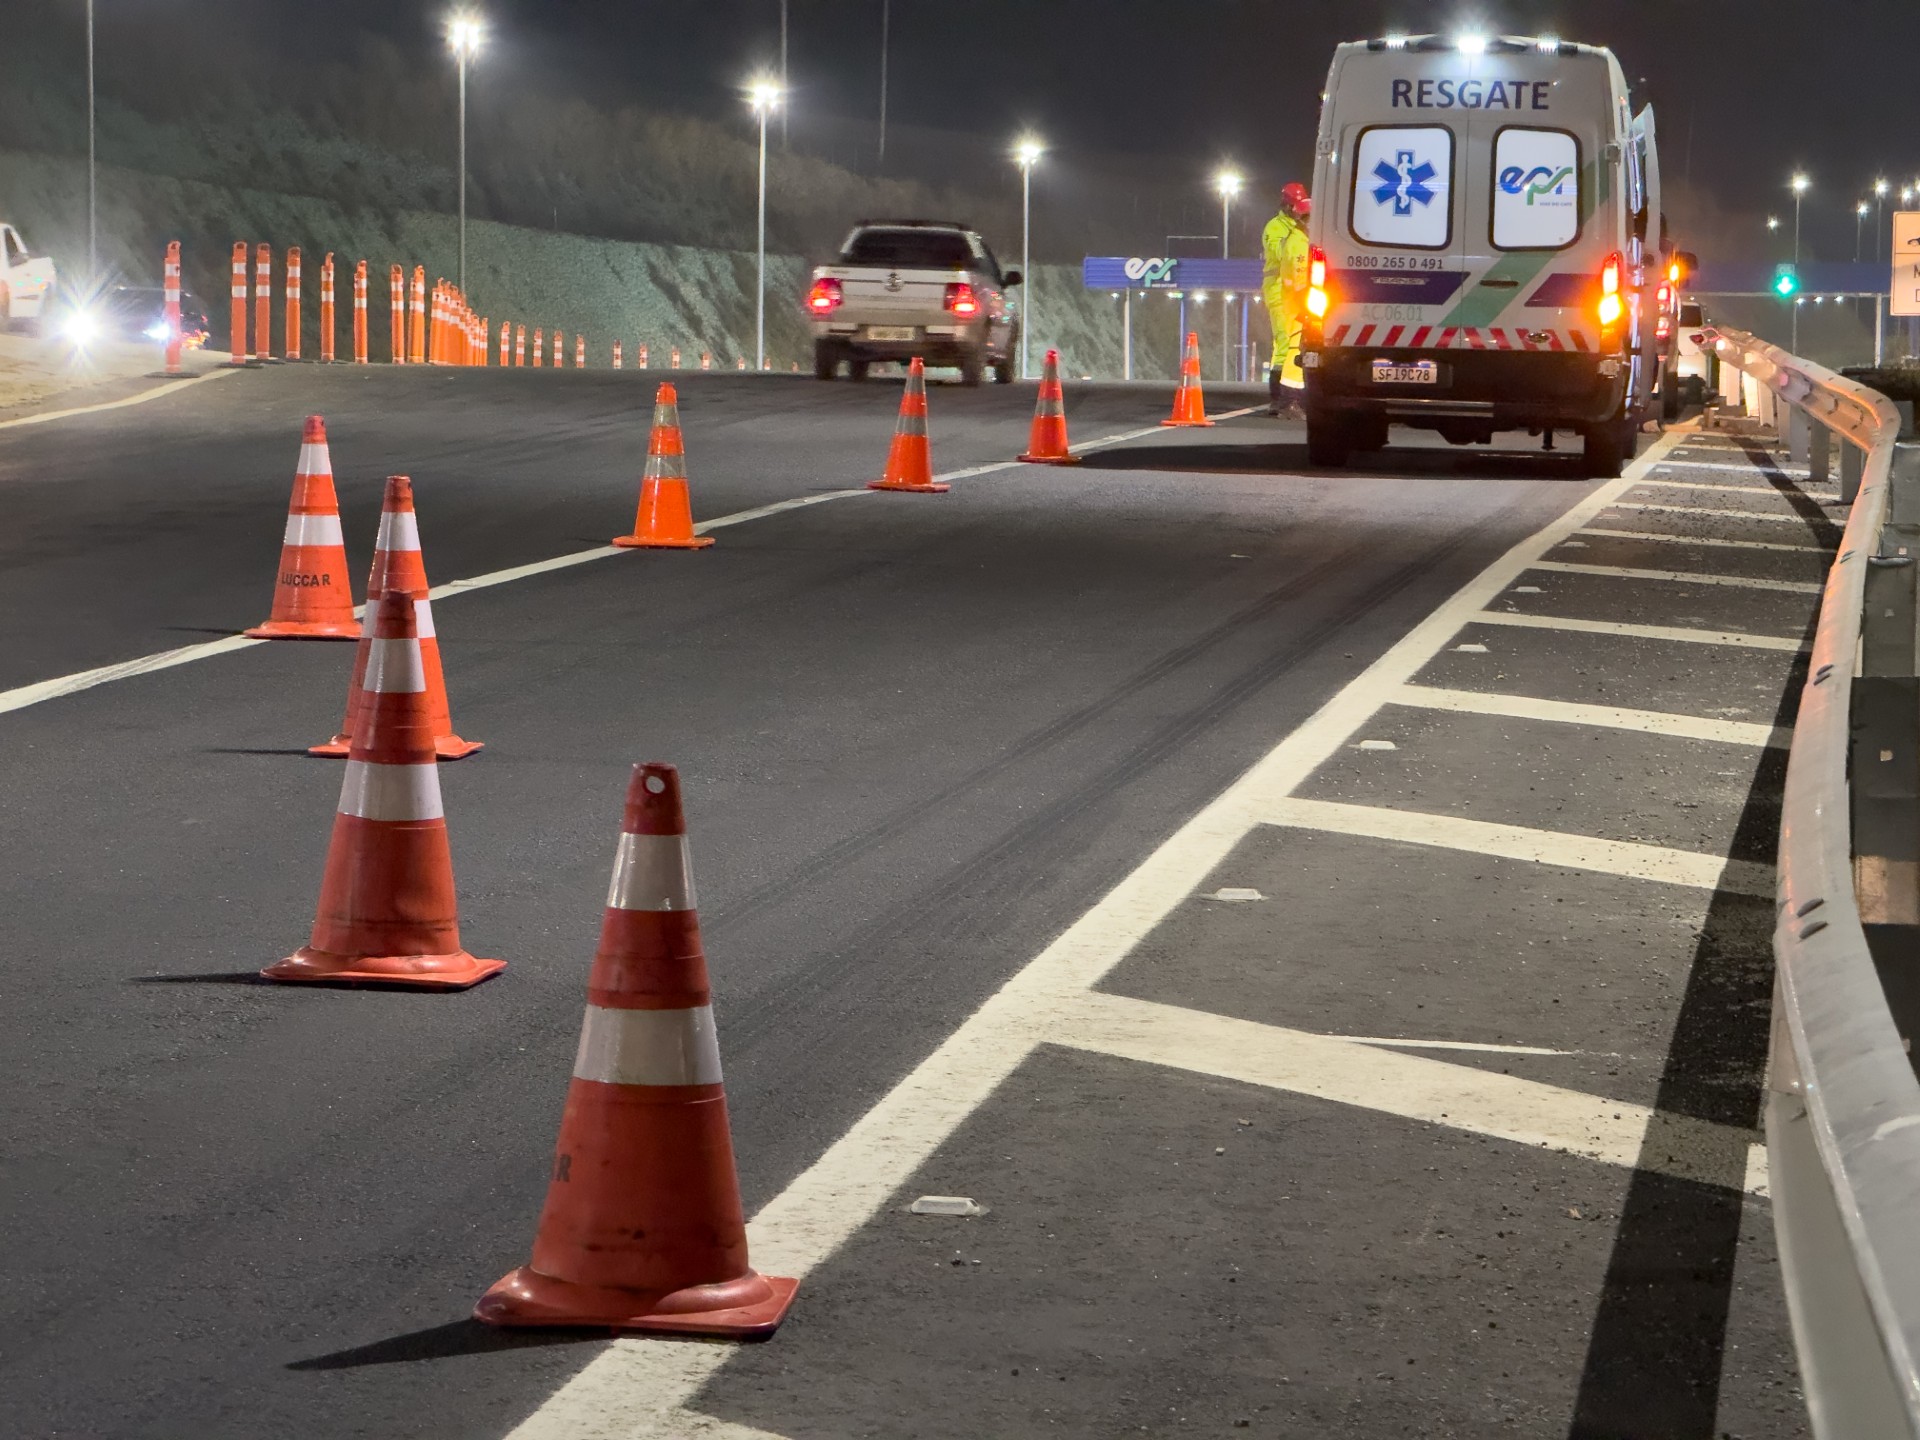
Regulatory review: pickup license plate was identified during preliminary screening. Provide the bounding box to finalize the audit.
[865,326,917,341]
[1371,361,1438,385]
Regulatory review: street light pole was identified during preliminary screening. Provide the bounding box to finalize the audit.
[447,16,486,296]
[749,84,782,371]
[1215,169,1242,382]
[1858,202,1869,262]
[86,0,95,282]
[1014,138,1043,381]
[1791,173,1809,353]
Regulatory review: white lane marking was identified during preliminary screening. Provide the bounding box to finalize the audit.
[1528,559,1825,594]
[1336,1035,1573,1056]
[1263,796,1776,897]
[1474,611,1809,652]
[0,415,1194,721]
[1640,478,1834,500]
[1053,991,1767,1194]
[1656,458,1809,477]
[1389,683,1789,748]
[1603,501,1823,525]
[0,364,237,431]
[1576,527,1833,555]
[503,429,1691,1439]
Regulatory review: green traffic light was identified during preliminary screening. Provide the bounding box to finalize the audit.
[1773,265,1799,298]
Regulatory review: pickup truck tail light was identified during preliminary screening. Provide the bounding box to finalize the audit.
[806,278,843,315]
[944,282,980,317]
[1306,246,1329,319]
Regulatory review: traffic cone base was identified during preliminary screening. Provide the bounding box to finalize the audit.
[308,734,484,761]
[1158,416,1215,428]
[476,1265,798,1337]
[263,944,505,990]
[611,531,713,550]
[245,616,361,639]
[1017,450,1082,465]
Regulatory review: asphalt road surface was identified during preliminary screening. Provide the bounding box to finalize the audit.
[0,367,1805,1438]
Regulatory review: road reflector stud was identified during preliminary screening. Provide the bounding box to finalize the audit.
[244,416,360,639]
[909,1196,984,1217]
[613,383,715,548]
[262,589,503,990]
[475,762,797,1337]
[868,358,948,493]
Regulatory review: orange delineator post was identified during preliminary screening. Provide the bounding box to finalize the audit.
[867,357,948,492]
[613,383,715,549]
[353,261,369,364]
[428,282,442,365]
[389,264,405,363]
[253,244,273,362]
[162,241,184,376]
[613,341,623,370]
[515,325,527,366]
[670,347,681,369]
[409,266,428,365]
[552,329,566,369]
[575,335,586,368]
[637,344,649,369]
[1161,331,1214,427]
[319,254,336,363]
[501,321,511,367]
[533,328,544,367]
[229,242,249,363]
[285,247,303,361]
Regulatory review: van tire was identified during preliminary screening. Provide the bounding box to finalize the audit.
[1581,420,1633,479]
[1307,413,1353,468]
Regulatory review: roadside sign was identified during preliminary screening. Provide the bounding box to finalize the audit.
[1893,211,1920,316]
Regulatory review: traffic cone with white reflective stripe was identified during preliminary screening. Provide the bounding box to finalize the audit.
[868,357,947,492]
[1161,331,1213,427]
[613,383,714,548]
[1018,348,1082,464]
[475,763,796,1335]
[263,590,503,990]
[245,416,359,639]
[310,476,482,760]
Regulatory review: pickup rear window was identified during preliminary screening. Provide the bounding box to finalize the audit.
[840,229,972,269]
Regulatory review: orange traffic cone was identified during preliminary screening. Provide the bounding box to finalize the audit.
[310,476,482,761]
[868,357,948,492]
[1018,348,1082,464]
[1161,331,1214,427]
[262,590,504,990]
[475,763,797,1336]
[245,416,360,639]
[613,383,714,549]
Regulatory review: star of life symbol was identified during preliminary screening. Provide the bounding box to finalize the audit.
[1372,150,1437,216]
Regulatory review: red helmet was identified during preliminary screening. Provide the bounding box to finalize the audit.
[1282,182,1312,216]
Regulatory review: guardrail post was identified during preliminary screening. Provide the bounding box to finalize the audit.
[1810,421,1832,485]
[1787,405,1812,465]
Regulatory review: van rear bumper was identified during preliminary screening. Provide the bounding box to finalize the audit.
[1306,346,1626,428]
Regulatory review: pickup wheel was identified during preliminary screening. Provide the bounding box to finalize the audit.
[992,356,1014,384]
[812,342,840,380]
[847,358,870,382]
[958,347,986,387]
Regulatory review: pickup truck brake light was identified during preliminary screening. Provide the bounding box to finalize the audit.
[1306,246,1329,319]
[944,282,980,317]
[807,278,843,315]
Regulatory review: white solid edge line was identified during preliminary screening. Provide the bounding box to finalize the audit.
[1575,527,1833,555]
[0,415,1187,720]
[1640,478,1834,500]
[1655,458,1810,477]
[1603,501,1821,525]
[1527,559,1825,594]
[499,430,1692,1440]
[1474,610,1810,652]
[1262,795,1776,897]
[0,364,238,432]
[1052,990,1766,1195]
[1334,1034,1573,1056]
[1388,682,1789,748]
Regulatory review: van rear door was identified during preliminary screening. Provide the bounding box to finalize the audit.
[1329,113,1468,352]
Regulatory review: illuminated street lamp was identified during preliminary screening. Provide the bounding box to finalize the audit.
[446,14,486,294]
[1014,136,1044,380]
[748,80,783,372]
[1858,200,1871,261]
[1876,177,1891,258]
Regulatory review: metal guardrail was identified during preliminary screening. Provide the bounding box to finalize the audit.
[1705,327,1920,1438]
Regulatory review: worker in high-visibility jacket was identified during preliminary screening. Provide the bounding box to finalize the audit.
[1261,182,1312,416]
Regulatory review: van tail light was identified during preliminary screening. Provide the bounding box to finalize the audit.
[1656,283,1672,311]
[1597,251,1624,329]
[1656,313,1671,342]
[807,277,843,315]
[945,282,980,317]
[1306,245,1330,319]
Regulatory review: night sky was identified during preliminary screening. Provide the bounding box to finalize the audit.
[83,1,1920,262]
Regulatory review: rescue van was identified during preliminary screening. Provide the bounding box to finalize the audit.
[1302,34,1661,476]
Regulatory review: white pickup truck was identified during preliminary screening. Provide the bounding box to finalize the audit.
[1,222,58,332]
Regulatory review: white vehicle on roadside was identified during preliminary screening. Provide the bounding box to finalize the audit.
[1302,33,1662,476]
[0,223,57,332]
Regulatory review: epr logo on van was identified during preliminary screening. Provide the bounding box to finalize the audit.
[1390,79,1552,110]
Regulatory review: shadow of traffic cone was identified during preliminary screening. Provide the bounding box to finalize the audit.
[1160,331,1214,428]
[244,416,360,639]
[868,358,948,492]
[613,383,715,549]
[309,476,482,761]
[264,590,503,990]
[1018,348,1082,465]
[475,763,798,1337]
